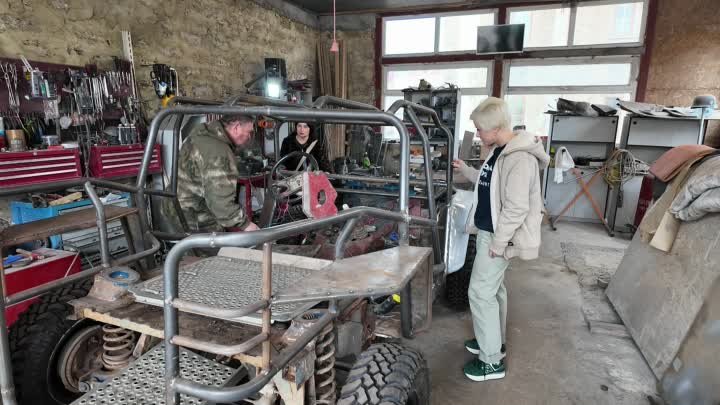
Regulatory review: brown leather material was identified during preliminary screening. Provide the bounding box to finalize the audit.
[649,145,716,182]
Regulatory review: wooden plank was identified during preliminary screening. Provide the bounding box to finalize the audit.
[334,43,340,97]
[81,303,287,368]
[1,206,138,247]
[341,40,348,99]
[316,42,324,95]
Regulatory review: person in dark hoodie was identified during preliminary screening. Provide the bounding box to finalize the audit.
[452,97,550,382]
[279,122,332,172]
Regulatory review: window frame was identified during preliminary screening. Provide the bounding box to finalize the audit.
[382,9,499,57]
[507,0,649,51]
[382,60,494,101]
[502,56,641,97]
[381,61,494,140]
[501,56,639,134]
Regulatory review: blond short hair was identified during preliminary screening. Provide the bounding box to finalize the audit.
[470,97,511,131]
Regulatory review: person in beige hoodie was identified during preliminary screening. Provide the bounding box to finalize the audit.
[453,97,549,382]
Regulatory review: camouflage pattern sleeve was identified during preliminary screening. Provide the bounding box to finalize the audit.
[200,147,248,229]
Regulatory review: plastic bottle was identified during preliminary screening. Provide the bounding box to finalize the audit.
[362,151,371,168]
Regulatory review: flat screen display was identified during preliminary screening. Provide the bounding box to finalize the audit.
[477,24,525,55]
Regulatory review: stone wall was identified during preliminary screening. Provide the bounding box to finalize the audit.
[0,0,320,113]
[0,0,321,221]
[319,30,376,106]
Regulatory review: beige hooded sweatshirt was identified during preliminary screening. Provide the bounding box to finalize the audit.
[458,131,550,260]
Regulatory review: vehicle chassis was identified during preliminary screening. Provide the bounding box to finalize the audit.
[0,100,454,405]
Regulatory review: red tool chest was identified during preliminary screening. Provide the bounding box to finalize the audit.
[0,148,82,188]
[89,144,163,179]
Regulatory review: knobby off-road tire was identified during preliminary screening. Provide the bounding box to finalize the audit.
[9,279,93,405]
[338,343,430,405]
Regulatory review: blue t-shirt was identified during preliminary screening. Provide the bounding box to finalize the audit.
[475,145,505,232]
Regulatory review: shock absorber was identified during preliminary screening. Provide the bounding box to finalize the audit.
[314,320,336,405]
[283,310,337,404]
[101,325,137,371]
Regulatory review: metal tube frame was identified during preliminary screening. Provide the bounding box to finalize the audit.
[404,108,441,264]
[0,177,161,405]
[137,105,414,244]
[84,182,112,268]
[387,100,455,269]
[162,206,434,404]
[334,217,359,260]
[0,98,445,405]
[312,96,379,111]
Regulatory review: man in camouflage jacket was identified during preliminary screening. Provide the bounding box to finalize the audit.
[176,114,260,233]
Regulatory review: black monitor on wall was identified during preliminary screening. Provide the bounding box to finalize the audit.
[477,24,525,55]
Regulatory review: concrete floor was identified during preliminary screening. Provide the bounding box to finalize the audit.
[406,222,661,405]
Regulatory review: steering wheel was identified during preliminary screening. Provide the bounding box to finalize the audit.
[270,151,320,180]
[268,151,320,204]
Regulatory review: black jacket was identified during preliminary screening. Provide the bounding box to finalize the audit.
[280,132,332,172]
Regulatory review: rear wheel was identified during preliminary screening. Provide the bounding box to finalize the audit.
[9,279,97,405]
[445,234,476,310]
[338,343,429,405]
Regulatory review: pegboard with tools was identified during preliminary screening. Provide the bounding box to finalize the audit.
[0,56,145,152]
[0,56,152,185]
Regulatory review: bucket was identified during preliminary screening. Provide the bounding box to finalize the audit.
[6,130,26,152]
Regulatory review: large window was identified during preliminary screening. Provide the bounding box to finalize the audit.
[508,0,646,49]
[380,1,648,142]
[383,10,496,56]
[574,1,645,45]
[509,7,570,48]
[504,57,639,135]
[382,62,493,139]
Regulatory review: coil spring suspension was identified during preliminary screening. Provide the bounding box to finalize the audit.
[314,321,337,405]
[101,325,137,371]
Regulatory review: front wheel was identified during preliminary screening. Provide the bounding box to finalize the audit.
[9,280,97,405]
[338,343,430,405]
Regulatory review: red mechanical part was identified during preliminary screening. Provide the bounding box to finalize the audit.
[302,172,337,219]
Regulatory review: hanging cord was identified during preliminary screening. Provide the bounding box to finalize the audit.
[330,0,339,52]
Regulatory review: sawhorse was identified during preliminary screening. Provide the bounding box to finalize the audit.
[550,167,615,237]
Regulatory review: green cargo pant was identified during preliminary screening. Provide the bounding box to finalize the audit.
[469,230,509,364]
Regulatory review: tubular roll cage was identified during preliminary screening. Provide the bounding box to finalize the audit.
[0,95,455,405]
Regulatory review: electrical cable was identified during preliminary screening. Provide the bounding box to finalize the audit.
[604,148,646,185]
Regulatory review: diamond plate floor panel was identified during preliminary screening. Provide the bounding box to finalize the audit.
[129,256,320,322]
[71,345,237,405]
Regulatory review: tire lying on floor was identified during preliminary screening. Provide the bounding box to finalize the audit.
[338,343,430,405]
[445,234,476,310]
[9,279,98,405]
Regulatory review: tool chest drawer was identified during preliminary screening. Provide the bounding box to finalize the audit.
[89,144,162,179]
[0,149,82,188]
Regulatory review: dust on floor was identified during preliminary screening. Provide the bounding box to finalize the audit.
[404,222,662,405]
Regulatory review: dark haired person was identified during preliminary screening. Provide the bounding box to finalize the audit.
[280,122,332,172]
